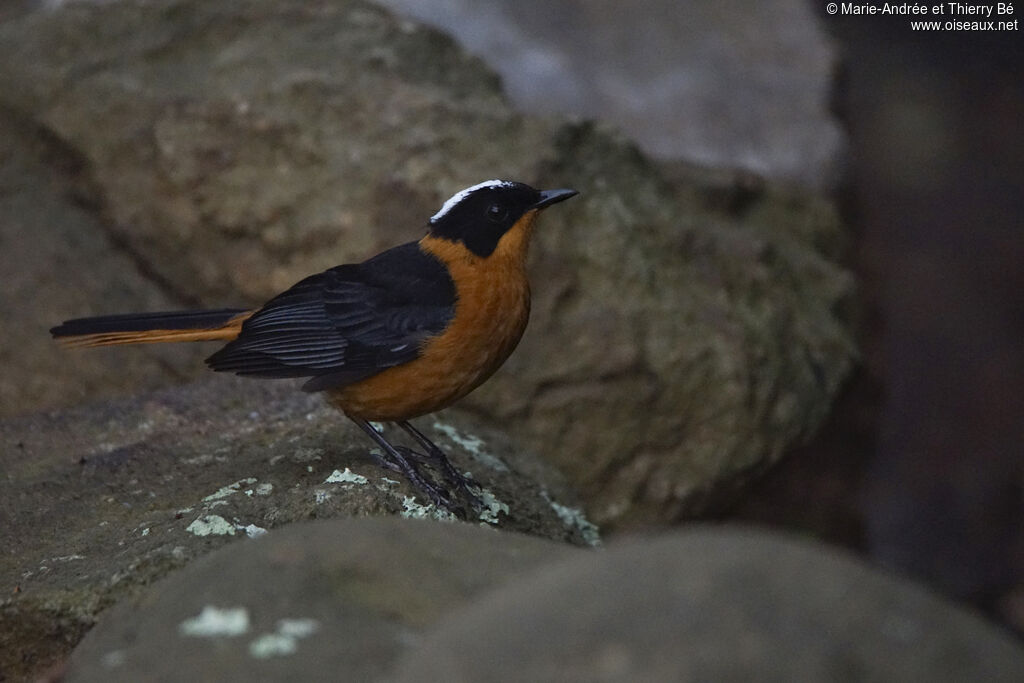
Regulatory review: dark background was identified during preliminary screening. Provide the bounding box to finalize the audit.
[734,7,1023,633]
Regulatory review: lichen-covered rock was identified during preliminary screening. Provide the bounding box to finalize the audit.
[62,518,583,683]
[0,0,855,530]
[0,377,594,681]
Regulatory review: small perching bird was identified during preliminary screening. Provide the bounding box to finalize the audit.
[51,180,578,513]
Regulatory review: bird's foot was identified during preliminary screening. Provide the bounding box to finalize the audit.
[395,446,482,516]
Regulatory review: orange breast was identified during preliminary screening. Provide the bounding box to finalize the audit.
[327,211,538,420]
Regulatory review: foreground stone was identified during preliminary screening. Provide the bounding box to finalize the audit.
[393,528,1024,682]
[63,518,581,682]
[0,378,594,681]
[60,522,1024,682]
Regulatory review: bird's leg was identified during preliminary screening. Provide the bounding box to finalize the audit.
[347,416,453,510]
[396,420,483,509]
[395,420,464,480]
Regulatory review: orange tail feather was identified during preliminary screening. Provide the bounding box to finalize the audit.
[51,309,253,348]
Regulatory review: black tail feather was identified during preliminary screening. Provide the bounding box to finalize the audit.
[50,309,249,338]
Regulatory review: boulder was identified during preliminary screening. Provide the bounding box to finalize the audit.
[62,518,583,682]
[58,523,1024,682]
[0,378,595,681]
[0,110,210,414]
[393,528,1024,682]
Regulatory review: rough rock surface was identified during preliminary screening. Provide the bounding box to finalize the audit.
[0,110,211,414]
[0,378,595,681]
[392,528,1024,682]
[63,518,582,683]
[0,0,855,528]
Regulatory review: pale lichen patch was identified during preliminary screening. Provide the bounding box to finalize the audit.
[323,468,368,485]
[178,606,250,637]
[476,488,509,525]
[202,477,259,502]
[248,633,297,658]
[248,618,320,659]
[186,515,237,537]
[49,554,86,562]
[543,492,602,546]
[431,421,509,472]
[399,496,456,521]
[240,524,267,538]
[253,482,274,496]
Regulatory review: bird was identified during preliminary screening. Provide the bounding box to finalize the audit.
[51,180,578,515]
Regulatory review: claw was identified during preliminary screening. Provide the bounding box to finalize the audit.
[348,416,481,518]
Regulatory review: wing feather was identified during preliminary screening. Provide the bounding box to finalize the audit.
[205,242,455,391]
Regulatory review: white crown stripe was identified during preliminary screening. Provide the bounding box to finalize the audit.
[430,180,515,223]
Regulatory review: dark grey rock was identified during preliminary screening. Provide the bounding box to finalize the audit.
[0,0,856,531]
[62,517,582,683]
[392,528,1024,682]
[0,378,594,681]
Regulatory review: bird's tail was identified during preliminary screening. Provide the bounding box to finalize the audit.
[50,309,253,348]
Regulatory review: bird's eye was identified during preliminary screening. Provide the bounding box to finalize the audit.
[486,203,508,223]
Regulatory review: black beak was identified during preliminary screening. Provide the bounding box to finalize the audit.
[533,188,578,210]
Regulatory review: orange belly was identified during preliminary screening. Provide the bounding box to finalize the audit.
[327,232,532,420]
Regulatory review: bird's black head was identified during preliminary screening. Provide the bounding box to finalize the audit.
[427,180,577,258]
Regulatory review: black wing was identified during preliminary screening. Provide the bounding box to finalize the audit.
[206,242,456,392]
